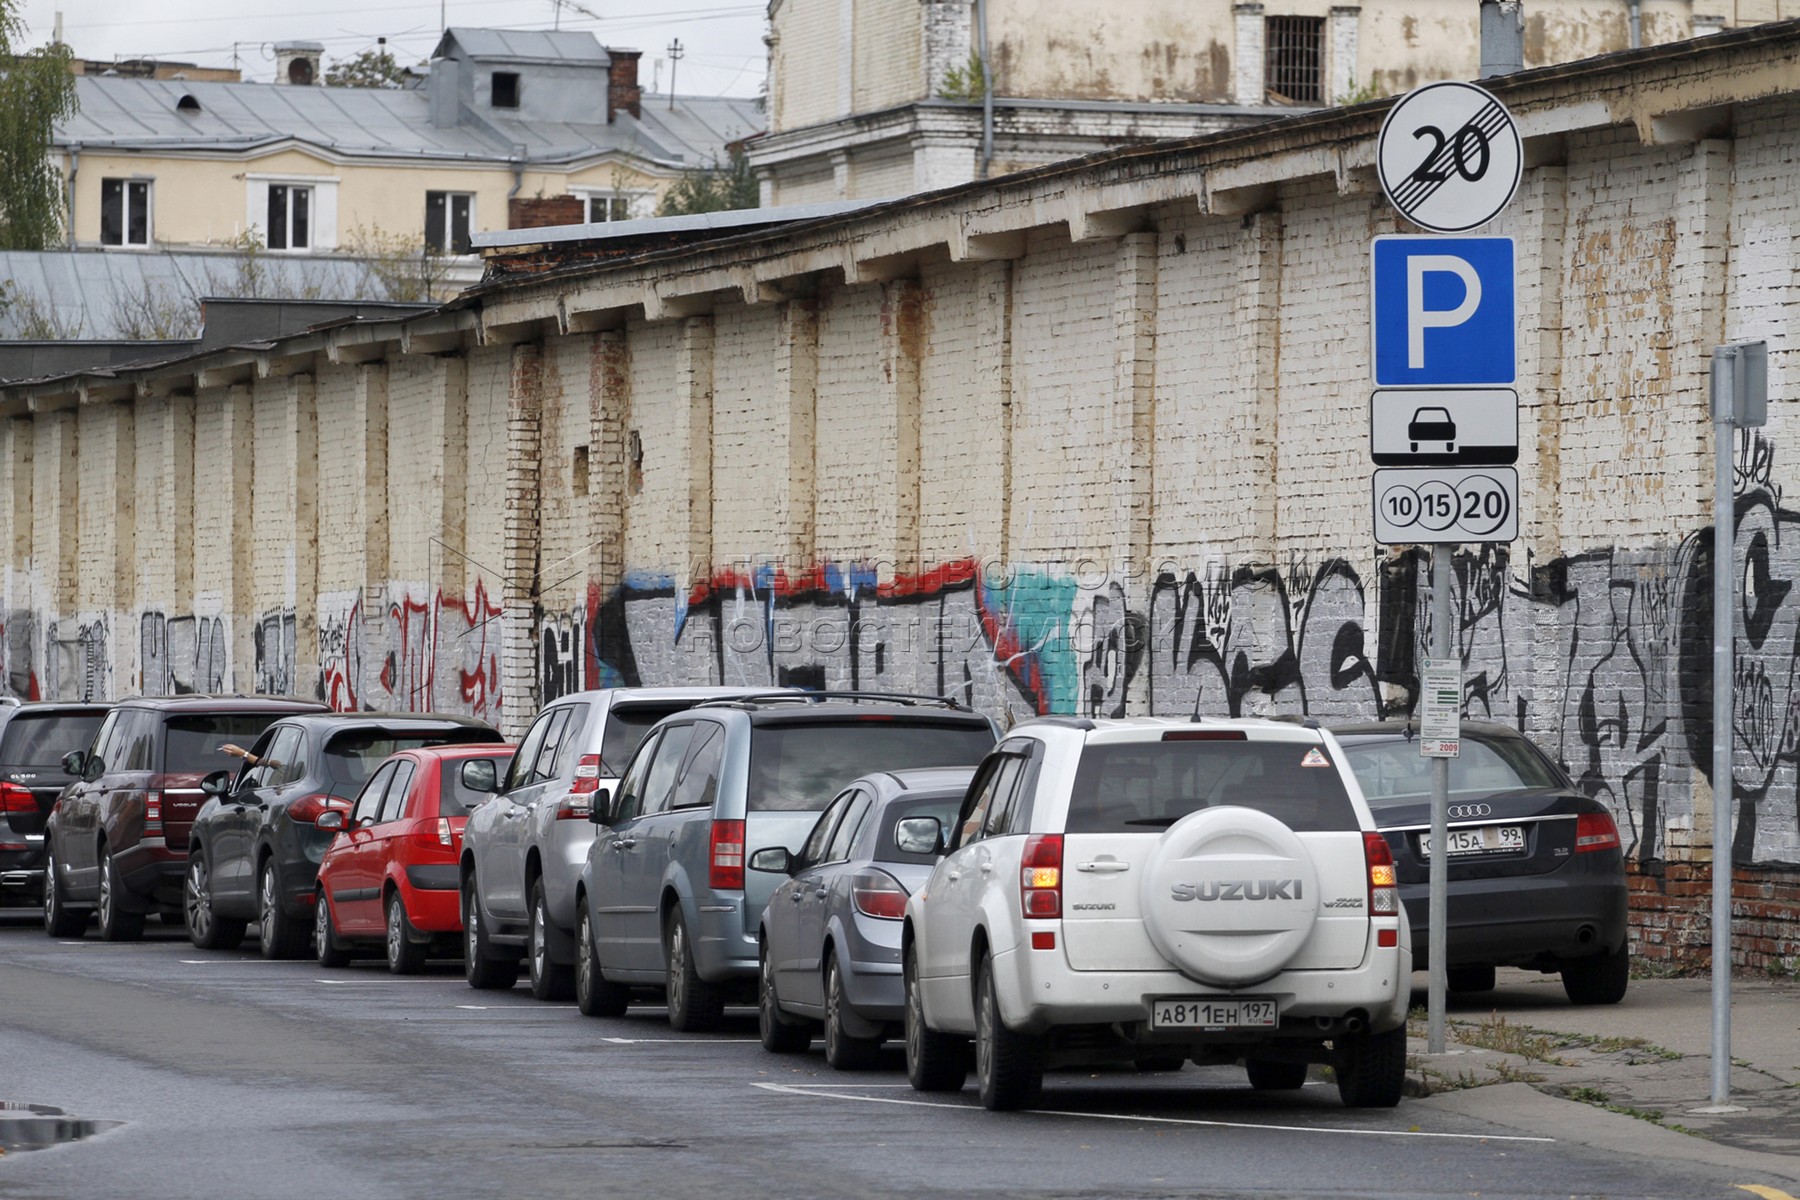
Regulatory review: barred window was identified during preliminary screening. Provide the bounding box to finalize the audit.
[1265,15,1326,104]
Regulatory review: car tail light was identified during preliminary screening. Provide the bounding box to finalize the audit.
[289,794,344,825]
[851,870,908,920]
[1575,810,1621,853]
[570,754,602,795]
[1020,834,1063,919]
[0,782,34,814]
[709,819,745,890]
[1161,730,1247,741]
[438,817,454,847]
[554,794,593,820]
[144,791,164,836]
[1364,832,1399,916]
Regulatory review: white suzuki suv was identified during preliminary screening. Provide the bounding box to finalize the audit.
[902,716,1412,1111]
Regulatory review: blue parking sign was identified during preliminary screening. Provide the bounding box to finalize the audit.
[1371,236,1515,386]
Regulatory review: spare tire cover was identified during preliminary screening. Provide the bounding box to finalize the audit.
[1138,806,1321,987]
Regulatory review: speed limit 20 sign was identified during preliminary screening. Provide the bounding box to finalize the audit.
[1377,81,1522,234]
[1373,466,1518,544]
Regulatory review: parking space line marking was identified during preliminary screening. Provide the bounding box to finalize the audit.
[179,959,292,964]
[750,1082,1555,1142]
[1736,1187,1799,1200]
[453,1005,578,1011]
[600,1037,761,1043]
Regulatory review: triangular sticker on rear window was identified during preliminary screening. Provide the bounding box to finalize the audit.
[1300,748,1330,768]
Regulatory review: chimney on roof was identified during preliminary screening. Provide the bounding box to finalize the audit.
[430,56,461,127]
[607,48,642,122]
[275,41,323,86]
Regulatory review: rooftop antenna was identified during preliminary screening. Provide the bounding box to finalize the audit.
[667,37,683,109]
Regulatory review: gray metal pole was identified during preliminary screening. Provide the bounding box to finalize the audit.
[1427,542,1452,1054]
[1709,348,1735,1107]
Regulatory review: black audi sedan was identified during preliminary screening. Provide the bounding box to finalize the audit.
[1329,720,1630,1006]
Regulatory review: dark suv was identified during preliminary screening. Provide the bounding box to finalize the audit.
[0,702,108,905]
[187,713,503,958]
[43,696,327,940]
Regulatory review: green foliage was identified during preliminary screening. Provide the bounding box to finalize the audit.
[341,222,451,303]
[0,4,78,250]
[655,147,759,217]
[324,48,410,89]
[1336,72,1384,107]
[937,52,987,102]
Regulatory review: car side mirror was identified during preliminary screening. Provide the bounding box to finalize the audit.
[586,786,613,825]
[61,750,86,778]
[81,755,106,783]
[895,816,945,856]
[199,769,233,798]
[748,846,793,875]
[315,809,347,832]
[460,758,500,794]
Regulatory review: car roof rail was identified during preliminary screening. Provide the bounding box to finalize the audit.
[1015,715,1094,732]
[689,690,975,713]
[1265,713,1323,729]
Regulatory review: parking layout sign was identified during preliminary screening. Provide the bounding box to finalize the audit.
[1372,236,1515,387]
[1370,388,1518,466]
[1373,467,1518,544]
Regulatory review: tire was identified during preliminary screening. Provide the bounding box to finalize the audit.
[257,859,309,960]
[385,891,427,975]
[758,940,810,1052]
[42,843,87,938]
[1561,944,1630,1006]
[462,881,520,991]
[186,852,246,951]
[974,954,1044,1111]
[527,879,575,1001]
[315,889,352,968]
[823,953,881,1070]
[576,904,629,1018]
[1245,1059,1308,1090]
[903,943,967,1093]
[96,848,146,942]
[663,909,724,1033]
[1334,1025,1406,1108]
[1447,964,1497,993]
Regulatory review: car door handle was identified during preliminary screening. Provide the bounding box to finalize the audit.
[979,863,992,875]
[611,837,637,850]
[946,871,961,881]
[1076,861,1131,873]
[789,891,804,902]
[814,887,828,898]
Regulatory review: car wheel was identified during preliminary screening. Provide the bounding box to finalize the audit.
[386,891,427,975]
[903,943,967,1093]
[575,904,629,1018]
[527,879,575,1001]
[823,952,881,1070]
[42,843,88,938]
[974,953,1043,1111]
[315,889,352,968]
[1334,1025,1406,1108]
[1561,944,1629,1006]
[96,847,146,942]
[186,852,246,951]
[1245,1059,1308,1090]
[758,939,810,1052]
[1447,964,1497,993]
[462,880,520,991]
[663,909,724,1033]
[257,859,309,960]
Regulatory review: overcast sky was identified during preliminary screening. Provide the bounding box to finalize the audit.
[17,0,770,96]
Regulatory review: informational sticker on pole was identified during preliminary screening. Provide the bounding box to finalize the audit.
[1418,658,1461,757]
[1376,80,1522,234]
[1372,466,1518,543]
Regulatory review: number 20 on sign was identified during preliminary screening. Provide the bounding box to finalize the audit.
[1373,467,1518,544]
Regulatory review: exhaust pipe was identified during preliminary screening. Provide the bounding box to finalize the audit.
[1576,924,1598,945]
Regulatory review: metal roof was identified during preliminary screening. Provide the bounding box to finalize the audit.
[432,28,612,64]
[472,198,887,249]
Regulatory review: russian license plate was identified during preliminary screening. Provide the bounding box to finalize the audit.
[1151,997,1278,1030]
[1420,825,1525,857]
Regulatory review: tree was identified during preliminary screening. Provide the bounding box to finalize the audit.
[655,147,759,217]
[0,4,77,250]
[325,48,408,89]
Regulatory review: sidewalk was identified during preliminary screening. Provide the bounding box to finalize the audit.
[1403,968,1800,1181]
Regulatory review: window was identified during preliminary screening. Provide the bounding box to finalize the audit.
[586,194,633,223]
[440,753,514,816]
[504,711,557,792]
[1265,15,1325,104]
[609,730,661,823]
[572,446,590,497]
[246,726,304,790]
[163,713,288,774]
[955,757,1020,850]
[425,191,474,254]
[117,712,158,772]
[85,711,122,775]
[491,71,520,108]
[319,728,494,792]
[100,179,151,246]
[0,711,105,768]
[267,184,312,250]
[352,763,396,827]
[825,791,872,863]
[638,724,695,817]
[670,724,724,811]
[601,703,689,776]
[1064,740,1358,834]
[529,709,572,785]
[796,793,851,870]
[377,761,417,823]
[746,720,997,812]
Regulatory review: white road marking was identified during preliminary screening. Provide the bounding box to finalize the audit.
[453,1004,577,1011]
[600,1036,761,1043]
[750,1082,1555,1142]
[179,958,291,964]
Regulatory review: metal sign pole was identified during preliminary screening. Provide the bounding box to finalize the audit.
[1428,543,1452,1055]
[1709,348,1734,1109]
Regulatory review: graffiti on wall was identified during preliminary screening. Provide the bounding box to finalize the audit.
[254,608,297,697]
[316,582,505,723]
[140,612,229,695]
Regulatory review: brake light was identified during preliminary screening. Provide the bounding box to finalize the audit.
[288,794,344,825]
[1161,730,1248,741]
[1575,811,1621,853]
[1020,834,1062,919]
[555,794,592,820]
[709,819,745,890]
[851,870,908,920]
[144,791,163,836]
[570,754,602,795]
[438,817,454,847]
[1364,831,1399,916]
[0,782,34,814]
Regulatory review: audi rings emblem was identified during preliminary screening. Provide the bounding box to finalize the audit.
[1447,803,1492,819]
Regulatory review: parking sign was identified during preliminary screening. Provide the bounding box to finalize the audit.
[1371,236,1515,387]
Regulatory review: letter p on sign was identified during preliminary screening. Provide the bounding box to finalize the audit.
[1372,236,1515,386]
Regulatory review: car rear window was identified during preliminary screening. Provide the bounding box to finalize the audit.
[324,728,499,792]
[1065,739,1358,833]
[0,712,105,767]
[439,752,516,816]
[163,713,292,773]
[601,704,690,775]
[874,795,964,865]
[1338,735,1563,807]
[748,720,995,813]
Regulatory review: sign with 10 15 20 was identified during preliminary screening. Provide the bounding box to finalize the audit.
[1373,467,1517,544]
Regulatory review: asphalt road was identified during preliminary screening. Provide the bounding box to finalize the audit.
[0,912,1784,1200]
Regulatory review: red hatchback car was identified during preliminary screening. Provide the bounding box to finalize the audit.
[313,744,515,973]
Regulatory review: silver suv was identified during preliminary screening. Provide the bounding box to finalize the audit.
[573,693,999,1030]
[460,688,769,997]
[902,717,1413,1111]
